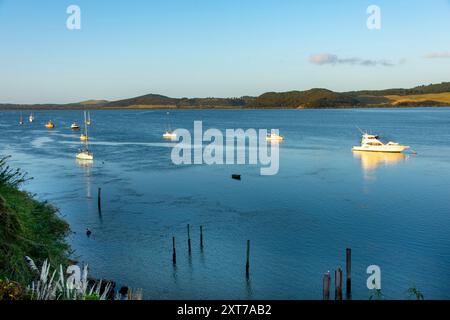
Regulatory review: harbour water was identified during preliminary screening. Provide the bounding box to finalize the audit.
[1,108,450,299]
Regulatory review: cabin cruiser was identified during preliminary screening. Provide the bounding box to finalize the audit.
[266,133,284,142]
[71,123,80,130]
[352,133,409,153]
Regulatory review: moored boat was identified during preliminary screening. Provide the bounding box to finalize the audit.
[266,133,284,141]
[163,131,177,140]
[45,120,55,129]
[352,133,409,153]
[71,123,80,130]
[76,149,94,160]
[76,111,93,160]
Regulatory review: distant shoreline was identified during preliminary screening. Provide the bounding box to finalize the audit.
[1,105,449,111]
[2,81,450,110]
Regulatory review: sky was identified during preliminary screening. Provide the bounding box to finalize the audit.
[1,0,450,104]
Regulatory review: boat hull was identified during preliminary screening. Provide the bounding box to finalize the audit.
[76,152,93,160]
[163,133,177,139]
[352,145,409,153]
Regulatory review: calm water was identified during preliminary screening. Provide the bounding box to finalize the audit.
[1,108,450,300]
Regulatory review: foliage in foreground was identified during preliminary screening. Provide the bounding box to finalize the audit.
[25,258,112,300]
[0,155,71,284]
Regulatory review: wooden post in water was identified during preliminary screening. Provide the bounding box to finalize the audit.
[245,240,250,277]
[187,224,191,254]
[346,248,352,299]
[200,226,204,249]
[323,272,331,300]
[97,187,102,215]
[335,267,343,300]
[172,237,176,265]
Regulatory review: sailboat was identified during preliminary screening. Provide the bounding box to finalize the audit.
[76,111,93,160]
[162,112,177,140]
[19,113,24,125]
[29,113,34,123]
[80,111,89,140]
[86,111,91,126]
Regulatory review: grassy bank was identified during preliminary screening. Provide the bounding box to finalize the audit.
[0,156,70,284]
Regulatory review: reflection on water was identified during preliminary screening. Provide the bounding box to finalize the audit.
[353,151,406,171]
[353,151,407,181]
[76,159,93,198]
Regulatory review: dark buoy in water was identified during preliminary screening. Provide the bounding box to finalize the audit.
[86,228,92,237]
[232,174,241,180]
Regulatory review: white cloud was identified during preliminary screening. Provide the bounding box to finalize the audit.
[424,51,450,59]
[309,53,395,67]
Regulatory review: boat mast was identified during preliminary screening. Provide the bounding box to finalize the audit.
[167,112,172,132]
[84,111,89,150]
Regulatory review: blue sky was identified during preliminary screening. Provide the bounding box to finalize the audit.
[1,0,450,103]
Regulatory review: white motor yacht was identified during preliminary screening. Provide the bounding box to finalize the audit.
[352,133,409,153]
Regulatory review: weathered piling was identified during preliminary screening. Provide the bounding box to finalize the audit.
[323,271,331,300]
[335,267,343,300]
[346,248,352,299]
[245,240,250,277]
[172,237,176,265]
[187,224,191,254]
[200,225,204,249]
[97,187,102,214]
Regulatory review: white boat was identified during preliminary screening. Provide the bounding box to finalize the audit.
[162,112,177,139]
[76,150,94,160]
[71,123,80,130]
[76,111,93,160]
[352,133,409,153]
[19,113,24,125]
[266,133,284,141]
[29,113,34,123]
[163,131,177,140]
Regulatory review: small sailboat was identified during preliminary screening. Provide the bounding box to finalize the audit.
[352,132,409,153]
[79,111,89,140]
[29,113,34,123]
[19,113,24,125]
[45,120,55,129]
[163,112,177,140]
[86,111,91,126]
[266,132,284,141]
[76,111,93,161]
[71,122,80,130]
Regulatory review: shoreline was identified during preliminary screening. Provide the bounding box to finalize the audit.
[1,105,449,111]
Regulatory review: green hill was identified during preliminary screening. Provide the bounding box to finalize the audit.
[248,89,360,108]
[1,82,450,109]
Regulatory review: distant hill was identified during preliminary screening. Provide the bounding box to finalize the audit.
[248,89,360,108]
[78,99,109,105]
[1,82,450,110]
[346,82,450,97]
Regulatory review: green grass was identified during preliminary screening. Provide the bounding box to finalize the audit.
[0,157,70,284]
